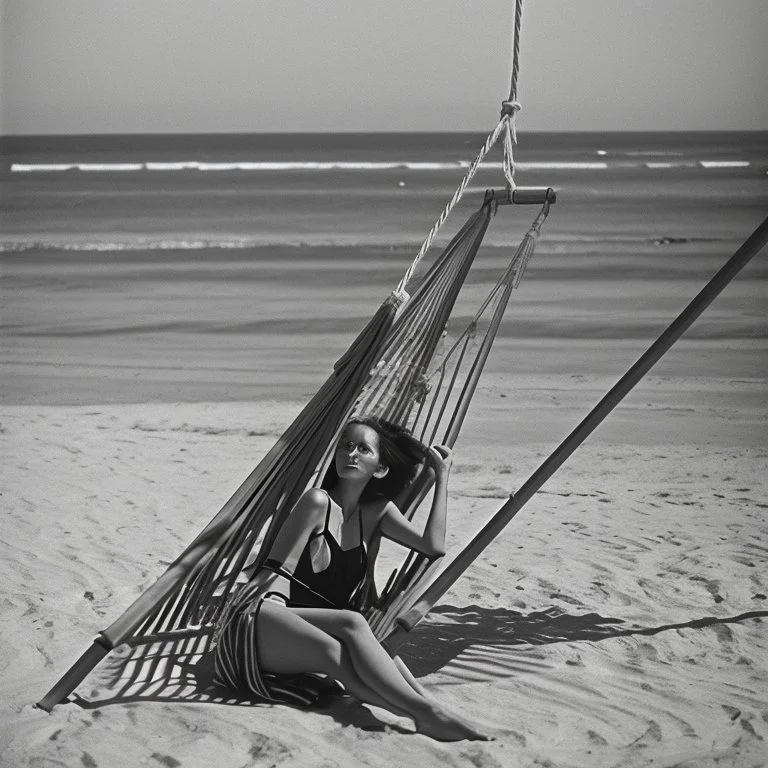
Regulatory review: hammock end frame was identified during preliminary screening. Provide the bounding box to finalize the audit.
[36,634,113,713]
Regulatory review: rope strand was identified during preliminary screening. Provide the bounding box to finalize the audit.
[396,0,526,293]
[501,0,524,191]
[395,118,507,294]
[508,0,524,103]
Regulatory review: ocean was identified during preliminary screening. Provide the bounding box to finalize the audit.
[1,131,766,405]
[2,131,766,249]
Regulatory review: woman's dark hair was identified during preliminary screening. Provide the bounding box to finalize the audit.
[323,415,427,501]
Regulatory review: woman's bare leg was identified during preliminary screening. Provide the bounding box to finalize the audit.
[255,602,487,741]
[335,644,415,718]
[256,603,433,718]
[292,608,436,703]
[392,655,431,699]
[287,607,488,740]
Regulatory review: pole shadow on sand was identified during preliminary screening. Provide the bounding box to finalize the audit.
[67,604,767,730]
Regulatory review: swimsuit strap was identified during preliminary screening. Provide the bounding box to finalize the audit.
[358,505,365,550]
[322,491,332,532]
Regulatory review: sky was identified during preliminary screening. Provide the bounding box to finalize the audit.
[1,0,766,135]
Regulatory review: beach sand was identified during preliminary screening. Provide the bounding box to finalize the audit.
[2,137,767,765]
[2,310,767,766]
[2,397,767,767]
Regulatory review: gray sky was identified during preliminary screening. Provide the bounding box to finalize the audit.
[1,0,766,134]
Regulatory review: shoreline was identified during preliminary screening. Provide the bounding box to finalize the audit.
[2,364,766,446]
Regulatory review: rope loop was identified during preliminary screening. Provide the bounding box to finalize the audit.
[500,100,522,117]
[501,114,518,190]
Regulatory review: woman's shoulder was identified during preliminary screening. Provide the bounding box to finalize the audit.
[293,487,330,517]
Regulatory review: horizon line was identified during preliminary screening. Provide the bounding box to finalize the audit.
[3,128,768,141]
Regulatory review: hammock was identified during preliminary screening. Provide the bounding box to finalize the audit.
[37,0,555,710]
[37,170,554,710]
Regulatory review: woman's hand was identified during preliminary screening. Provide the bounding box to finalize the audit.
[426,445,453,481]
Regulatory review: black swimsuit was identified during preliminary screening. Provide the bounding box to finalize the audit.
[264,494,367,609]
[213,491,368,702]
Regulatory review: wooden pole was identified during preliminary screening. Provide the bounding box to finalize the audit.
[384,213,768,651]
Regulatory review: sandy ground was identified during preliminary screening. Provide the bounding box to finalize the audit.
[2,357,767,767]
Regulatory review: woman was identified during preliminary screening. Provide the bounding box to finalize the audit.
[214,416,487,741]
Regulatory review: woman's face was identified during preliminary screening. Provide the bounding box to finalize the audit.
[334,423,386,484]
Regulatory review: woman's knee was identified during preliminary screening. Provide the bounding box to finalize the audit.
[334,610,372,641]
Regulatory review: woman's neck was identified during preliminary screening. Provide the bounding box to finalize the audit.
[330,481,365,520]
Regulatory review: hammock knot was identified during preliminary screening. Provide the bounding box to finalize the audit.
[411,375,430,405]
[500,100,522,117]
[387,288,410,309]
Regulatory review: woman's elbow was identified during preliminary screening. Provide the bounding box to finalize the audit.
[422,543,446,559]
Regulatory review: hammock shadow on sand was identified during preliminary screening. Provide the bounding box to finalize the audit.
[70,603,766,715]
[69,606,626,713]
[70,626,416,733]
[397,604,768,682]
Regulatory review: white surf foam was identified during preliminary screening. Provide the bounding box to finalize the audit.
[76,163,144,171]
[9,164,76,172]
[9,159,751,174]
[145,162,202,171]
[10,160,611,173]
[698,161,751,169]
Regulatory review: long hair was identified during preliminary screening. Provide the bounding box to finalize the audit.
[323,416,427,502]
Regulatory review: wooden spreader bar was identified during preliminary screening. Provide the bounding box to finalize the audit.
[484,187,557,205]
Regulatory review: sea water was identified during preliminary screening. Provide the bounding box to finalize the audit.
[1,132,766,404]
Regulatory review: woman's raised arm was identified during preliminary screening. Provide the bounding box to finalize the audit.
[378,446,452,558]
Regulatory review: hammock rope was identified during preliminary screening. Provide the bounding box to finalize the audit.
[395,120,506,294]
[37,0,555,712]
[396,0,526,294]
[501,0,525,192]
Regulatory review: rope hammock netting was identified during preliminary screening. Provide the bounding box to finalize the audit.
[38,176,553,710]
[37,0,768,711]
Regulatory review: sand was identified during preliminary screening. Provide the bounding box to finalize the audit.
[2,363,767,767]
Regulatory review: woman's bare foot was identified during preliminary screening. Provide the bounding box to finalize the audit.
[415,705,491,742]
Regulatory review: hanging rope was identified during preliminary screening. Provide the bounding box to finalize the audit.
[396,0,526,295]
[395,119,506,294]
[507,0,524,107]
[501,0,524,192]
